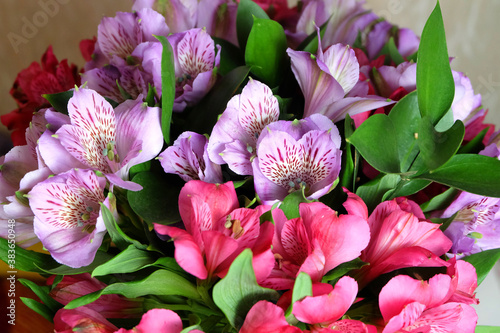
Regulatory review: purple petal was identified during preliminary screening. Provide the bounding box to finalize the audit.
[196,0,238,46]
[37,131,87,174]
[136,8,170,42]
[366,21,392,59]
[98,12,139,59]
[324,96,396,123]
[321,44,360,95]
[0,217,39,248]
[398,28,420,58]
[82,66,124,103]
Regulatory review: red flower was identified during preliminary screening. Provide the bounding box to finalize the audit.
[2,46,80,146]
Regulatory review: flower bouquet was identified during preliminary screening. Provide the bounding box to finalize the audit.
[2,0,500,332]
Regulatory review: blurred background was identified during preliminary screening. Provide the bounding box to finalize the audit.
[0,0,499,331]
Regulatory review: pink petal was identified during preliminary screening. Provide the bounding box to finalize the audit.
[321,43,359,95]
[133,309,183,333]
[240,301,301,333]
[382,301,426,333]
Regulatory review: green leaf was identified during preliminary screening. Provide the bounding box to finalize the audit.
[420,187,459,213]
[35,251,113,275]
[415,154,500,197]
[245,18,288,87]
[128,171,182,225]
[458,127,488,154]
[66,269,200,309]
[236,0,269,50]
[280,188,311,219]
[356,174,400,212]
[0,237,59,273]
[463,248,500,285]
[155,35,176,145]
[187,66,250,134]
[429,212,457,232]
[347,114,401,174]
[213,37,245,76]
[43,90,74,114]
[416,2,455,125]
[129,161,151,179]
[92,245,156,277]
[296,15,330,54]
[387,37,405,65]
[20,297,54,323]
[340,115,356,191]
[213,249,279,329]
[387,91,421,172]
[285,272,312,319]
[416,117,464,171]
[321,258,368,284]
[475,326,500,333]
[101,199,143,250]
[384,179,431,200]
[18,279,62,312]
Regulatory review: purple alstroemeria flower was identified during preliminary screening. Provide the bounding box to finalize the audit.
[159,131,223,183]
[29,169,110,268]
[168,28,221,112]
[288,42,394,122]
[37,88,163,191]
[442,143,500,256]
[252,114,342,205]
[197,0,238,46]
[132,0,198,34]
[207,79,280,176]
[365,21,419,60]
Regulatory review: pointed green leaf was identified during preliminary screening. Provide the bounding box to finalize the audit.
[213,37,245,76]
[417,117,464,171]
[321,258,368,284]
[20,297,54,323]
[245,18,288,87]
[420,187,459,213]
[355,174,400,212]
[0,238,59,273]
[18,279,62,312]
[285,272,313,318]
[213,249,279,329]
[236,0,269,49]
[463,248,500,285]
[92,245,156,277]
[34,251,113,275]
[280,188,311,220]
[416,2,455,125]
[155,35,176,145]
[43,90,74,114]
[347,114,401,174]
[475,326,500,333]
[415,154,500,197]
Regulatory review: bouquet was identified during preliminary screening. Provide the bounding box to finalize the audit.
[2,0,500,332]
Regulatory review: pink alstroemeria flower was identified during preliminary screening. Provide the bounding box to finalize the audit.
[29,169,110,268]
[114,309,204,333]
[262,195,370,290]
[355,198,453,288]
[379,273,478,333]
[53,307,118,333]
[288,41,394,122]
[154,180,275,282]
[37,88,163,191]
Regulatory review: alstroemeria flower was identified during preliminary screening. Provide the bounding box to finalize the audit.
[379,274,478,333]
[115,309,204,333]
[252,114,342,204]
[262,197,370,290]
[28,169,110,268]
[159,131,223,183]
[288,42,394,122]
[354,198,453,288]
[37,88,163,191]
[154,181,275,282]
[168,28,220,111]
[132,0,198,34]
[240,300,302,333]
[207,79,280,175]
[53,307,118,333]
[365,21,419,60]
[47,274,143,318]
[197,0,238,46]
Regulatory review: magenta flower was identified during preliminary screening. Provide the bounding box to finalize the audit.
[159,131,223,183]
[168,28,220,112]
[262,198,370,290]
[288,43,394,122]
[355,198,453,288]
[207,79,280,175]
[154,181,275,282]
[115,308,204,333]
[240,300,302,333]
[28,169,110,268]
[38,88,163,191]
[379,273,478,333]
[252,114,342,204]
[53,307,118,333]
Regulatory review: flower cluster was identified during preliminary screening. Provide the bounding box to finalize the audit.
[1,0,499,332]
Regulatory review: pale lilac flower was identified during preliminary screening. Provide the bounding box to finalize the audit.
[38,88,163,191]
[365,21,419,59]
[252,114,342,204]
[197,0,238,46]
[159,131,223,183]
[288,42,394,122]
[29,169,109,268]
[168,28,221,111]
[207,79,280,175]
[132,0,198,34]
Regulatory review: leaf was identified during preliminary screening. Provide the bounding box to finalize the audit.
[340,115,356,191]
[65,269,200,309]
[458,127,488,154]
[420,187,459,213]
[20,297,54,323]
[18,279,62,312]
[213,37,245,76]
[285,272,312,319]
[92,245,157,277]
[384,179,431,200]
[128,171,182,225]
[415,154,500,197]
[245,18,288,87]
[187,66,250,134]
[475,326,500,333]
[416,117,464,171]
[321,258,367,284]
[101,200,144,250]
[43,90,74,114]
[213,249,279,329]
[347,114,401,174]
[35,251,113,275]
[416,2,455,125]
[0,237,59,273]
[155,35,176,145]
[355,174,400,212]
[280,189,311,220]
[236,0,269,50]
[463,248,500,285]
[387,37,405,65]
[429,212,457,232]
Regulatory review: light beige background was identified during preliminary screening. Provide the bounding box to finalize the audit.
[0,0,499,327]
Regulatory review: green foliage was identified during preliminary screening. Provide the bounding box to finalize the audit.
[236,0,269,50]
[463,248,500,285]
